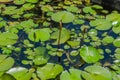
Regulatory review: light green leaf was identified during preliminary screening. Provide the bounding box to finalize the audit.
[7,67,32,80]
[90,19,112,30]
[13,0,25,5]
[0,55,14,72]
[79,46,101,63]
[0,73,16,80]
[51,11,74,23]
[60,69,82,80]
[67,41,80,48]
[84,65,112,80]
[51,28,70,45]
[37,63,63,80]
[26,0,38,3]
[83,7,96,14]
[113,38,120,47]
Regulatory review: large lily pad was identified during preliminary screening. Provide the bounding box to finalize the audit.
[83,65,112,80]
[28,28,51,42]
[0,32,18,46]
[51,28,70,45]
[90,19,112,30]
[51,11,74,23]
[7,67,32,80]
[0,55,14,72]
[79,46,101,63]
[60,69,82,80]
[0,73,16,80]
[37,63,63,80]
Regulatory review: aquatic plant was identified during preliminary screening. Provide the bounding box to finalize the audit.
[0,0,120,80]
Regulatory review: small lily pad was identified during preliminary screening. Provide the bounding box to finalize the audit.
[90,19,112,30]
[113,38,120,47]
[60,69,82,80]
[51,11,74,23]
[26,0,38,3]
[37,63,63,80]
[102,36,114,44]
[67,41,80,48]
[79,46,101,63]
[83,7,96,14]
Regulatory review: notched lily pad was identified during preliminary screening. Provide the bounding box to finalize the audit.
[83,65,112,80]
[51,28,70,45]
[37,63,63,80]
[51,11,75,23]
[90,19,112,30]
[60,69,82,80]
[79,46,101,63]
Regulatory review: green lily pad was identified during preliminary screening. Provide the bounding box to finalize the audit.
[0,32,18,46]
[79,46,101,63]
[102,36,114,44]
[7,67,32,80]
[67,41,80,48]
[0,55,14,72]
[113,38,120,47]
[13,0,25,5]
[84,65,112,80]
[0,0,13,2]
[26,0,38,3]
[28,28,51,42]
[90,19,112,30]
[37,63,63,80]
[112,22,120,34]
[51,28,70,45]
[83,7,96,14]
[0,73,16,80]
[65,6,79,13]
[51,11,74,23]
[41,5,53,12]
[60,69,82,80]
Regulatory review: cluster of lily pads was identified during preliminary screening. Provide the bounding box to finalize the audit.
[0,0,120,80]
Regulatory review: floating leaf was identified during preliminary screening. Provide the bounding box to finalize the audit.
[26,0,38,3]
[0,73,16,80]
[41,5,53,12]
[67,41,80,48]
[113,38,120,47]
[90,19,112,30]
[13,0,25,5]
[37,63,63,80]
[0,0,13,2]
[0,32,18,46]
[51,11,74,23]
[7,67,32,80]
[0,55,14,72]
[112,22,120,34]
[65,6,79,13]
[84,65,112,80]
[83,7,96,14]
[28,28,51,42]
[60,69,82,80]
[51,28,70,45]
[92,5,103,9]
[79,46,101,63]
[102,36,114,44]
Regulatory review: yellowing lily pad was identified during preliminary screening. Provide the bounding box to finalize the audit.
[51,11,74,23]
[90,19,112,30]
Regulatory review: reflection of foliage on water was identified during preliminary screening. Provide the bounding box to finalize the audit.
[0,0,120,80]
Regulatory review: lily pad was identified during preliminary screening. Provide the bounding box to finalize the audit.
[112,22,120,34]
[102,36,114,44]
[7,67,32,80]
[13,0,25,5]
[28,28,51,42]
[0,0,13,2]
[0,32,18,46]
[67,41,80,48]
[0,55,14,72]
[83,7,96,14]
[41,5,53,12]
[0,73,16,80]
[79,46,101,63]
[51,11,74,23]
[26,0,38,3]
[90,19,112,30]
[106,13,120,22]
[60,69,82,80]
[84,65,112,80]
[37,63,63,80]
[51,28,70,45]
[113,38,120,47]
